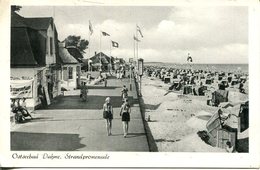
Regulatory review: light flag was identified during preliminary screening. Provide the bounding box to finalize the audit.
[101,31,110,36]
[112,41,119,48]
[137,25,144,38]
[89,20,93,35]
[133,35,140,42]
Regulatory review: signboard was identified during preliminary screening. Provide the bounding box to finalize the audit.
[10,79,34,98]
[129,58,134,63]
[138,58,144,76]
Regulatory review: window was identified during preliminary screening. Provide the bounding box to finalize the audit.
[50,37,53,55]
[68,67,73,79]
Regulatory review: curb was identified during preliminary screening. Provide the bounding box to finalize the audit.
[133,75,158,152]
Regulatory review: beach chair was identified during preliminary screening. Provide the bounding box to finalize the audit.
[216,129,236,149]
[205,79,212,85]
[228,77,232,83]
[207,108,239,149]
[183,85,193,95]
[238,101,249,133]
[231,79,238,86]
[211,90,229,107]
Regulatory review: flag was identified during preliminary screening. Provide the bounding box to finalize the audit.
[133,35,140,42]
[112,41,119,48]
[137,25,144,38]
[89,20,93,35]
[187,53,193,62]
[101,31,110,36]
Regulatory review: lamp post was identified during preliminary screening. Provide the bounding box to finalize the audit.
[129,58,134,91]
[138,58,144,96]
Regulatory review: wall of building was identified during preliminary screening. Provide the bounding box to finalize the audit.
[11,67,46,110]
[61,64,81,90]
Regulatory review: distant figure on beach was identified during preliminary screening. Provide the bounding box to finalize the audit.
[103,97,113,136]
[104,78,107,87]
[120,98,131,138]
[239,82,245,93]
[121,85,128,101]
[187,53,193,63]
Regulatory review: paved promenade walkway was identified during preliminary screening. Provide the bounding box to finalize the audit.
[11,75,149,151]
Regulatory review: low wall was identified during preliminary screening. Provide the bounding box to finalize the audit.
[133,74,158,152]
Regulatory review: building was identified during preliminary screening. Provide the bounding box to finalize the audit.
[59,43,82,90]
[10,10,61,109]
[90,52,113,71]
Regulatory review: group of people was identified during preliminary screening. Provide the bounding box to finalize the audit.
[11,98,33,123]
[115,67,126,80]
[102,85,131,138]
[145,65,248,98]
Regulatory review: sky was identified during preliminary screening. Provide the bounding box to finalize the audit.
[18,6,248,64]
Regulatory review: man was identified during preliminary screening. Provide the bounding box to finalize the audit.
[121,85,128,102]
[37,84,47,109]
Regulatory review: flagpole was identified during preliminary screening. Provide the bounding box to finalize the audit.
[99,31,102,72]
[88,29,91,72]
[110,40,112,73]
[133,35,135,61]
[136,24,138,62]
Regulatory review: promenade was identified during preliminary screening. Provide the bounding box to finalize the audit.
[11,75,149,151]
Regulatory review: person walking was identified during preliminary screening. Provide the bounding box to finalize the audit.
[80,82,88,102]
[121,85,128,102]
[37,84,47,109]
[119,98,131,138]
[103,97,113,136]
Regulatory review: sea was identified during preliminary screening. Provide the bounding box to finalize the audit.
[144,62,248,74]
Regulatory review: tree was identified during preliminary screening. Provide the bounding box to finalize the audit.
[64,35,89,53]
[11,6,22,12]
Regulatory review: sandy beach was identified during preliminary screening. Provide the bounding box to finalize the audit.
[141,74,248,152]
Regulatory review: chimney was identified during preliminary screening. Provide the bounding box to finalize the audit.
[95,51,97,55]
[58,42,65,48]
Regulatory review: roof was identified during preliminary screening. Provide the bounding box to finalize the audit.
[90,52,111,65]
[24,17,53,30]
[11,11,56,67]
[11,11,53,31]
[11,27,46,67]
[66,47,84,63]
[59,47,79,64]
[11,11,27,27]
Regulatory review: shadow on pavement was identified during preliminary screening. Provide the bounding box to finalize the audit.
[11,132,85,151]
[46,96,138,110]
[145,103,161,110]
[87,86,118,90]
[126,133,146,138]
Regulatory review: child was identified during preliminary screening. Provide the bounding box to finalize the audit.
[226,141,235,153]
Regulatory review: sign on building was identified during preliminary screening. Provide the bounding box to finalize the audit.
[10,79,34,98]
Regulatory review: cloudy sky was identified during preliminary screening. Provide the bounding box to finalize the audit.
[18,6,248,64]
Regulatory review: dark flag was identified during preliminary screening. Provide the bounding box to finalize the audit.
[112,41,119,48]
[133,35,140,42]
[187,53,193,62]
[101,31,110,36]
[137,25,144,38]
